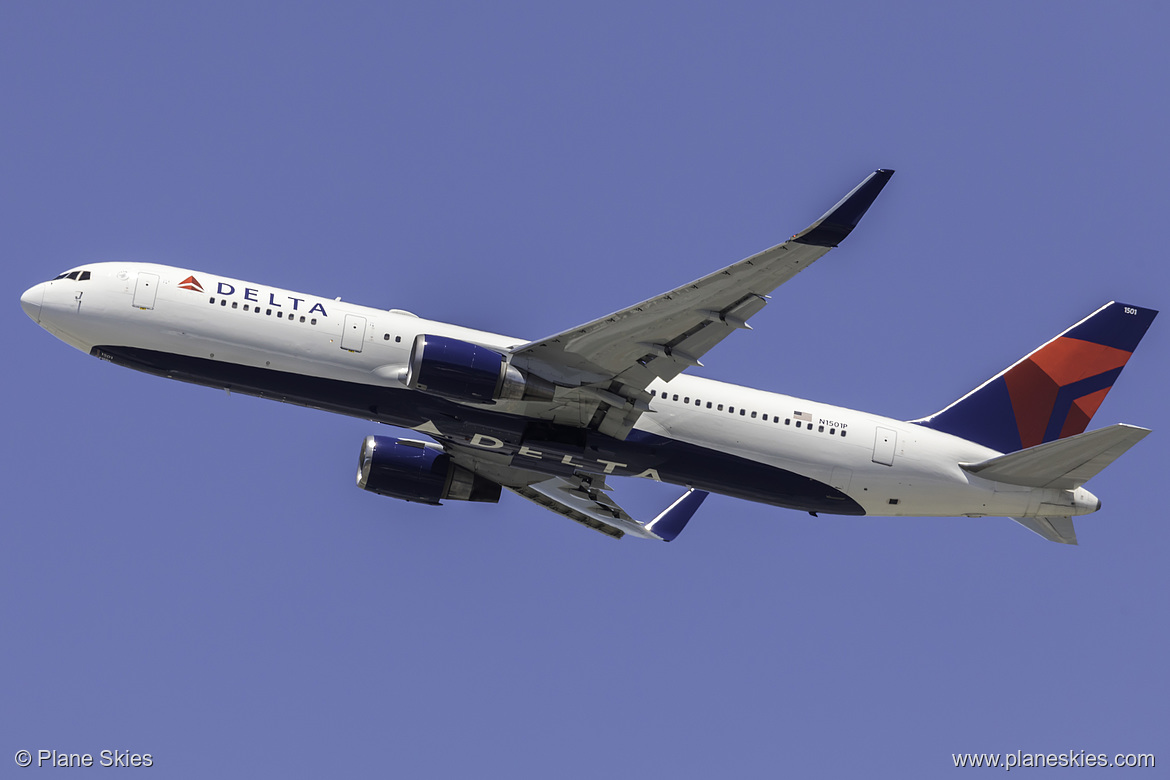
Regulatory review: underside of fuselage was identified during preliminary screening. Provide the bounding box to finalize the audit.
[93,344,865,516]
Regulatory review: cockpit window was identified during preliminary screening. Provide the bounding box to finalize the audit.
[79,271,91,280]
[53,270,92,281]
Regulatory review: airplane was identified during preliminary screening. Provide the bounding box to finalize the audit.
[20,169,1157,545]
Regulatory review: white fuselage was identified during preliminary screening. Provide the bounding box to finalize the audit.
[21,262,1100,521]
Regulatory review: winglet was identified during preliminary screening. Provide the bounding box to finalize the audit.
[645,488,708,542]
[793,169,895,247]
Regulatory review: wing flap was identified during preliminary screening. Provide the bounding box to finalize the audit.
[510,481,629,539]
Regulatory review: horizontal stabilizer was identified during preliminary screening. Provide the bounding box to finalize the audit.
[1011,516,1078,545]
[961,423,1151,490]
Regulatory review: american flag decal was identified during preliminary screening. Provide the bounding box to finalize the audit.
[793,411,813,422]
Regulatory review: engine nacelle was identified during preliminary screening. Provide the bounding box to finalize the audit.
[406,334,554,404]
[356,436,502,504]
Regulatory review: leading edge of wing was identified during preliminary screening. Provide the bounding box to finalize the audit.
[510,169,895,386]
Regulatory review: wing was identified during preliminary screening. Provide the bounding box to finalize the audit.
[440,438,707,541]
[511,477,708,541]
[509,169,894,438]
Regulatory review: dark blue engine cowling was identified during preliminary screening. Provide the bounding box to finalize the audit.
[356,436,501,504]
[407,334,507,403]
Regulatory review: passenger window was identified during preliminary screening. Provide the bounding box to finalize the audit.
[762,414,768,421]
[311,318,317,325]
[796,421,802,428]
[300,316,306,323]
[706,402,712,409]
[841,430,847,438]
[673,394,679,401]
[220,300,227,306]
[244,304,250,311]
[785,418,791,425]
[830,428,836,435]
[740,409,746,416]
[718,404,724,411]
[266,309,272,315]
[231,302,238,309]
[209,297,215,304]
[729,406,735,413]
[684,397,690,404]
[751,411,757,418]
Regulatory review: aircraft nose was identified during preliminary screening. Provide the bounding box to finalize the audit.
[21,282,45,323]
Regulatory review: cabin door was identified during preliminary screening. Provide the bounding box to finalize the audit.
[341,314,367,352]
[133,273,158,310]
[872,427,897,466]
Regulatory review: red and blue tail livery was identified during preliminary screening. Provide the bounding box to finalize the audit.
[914,302,1157,454]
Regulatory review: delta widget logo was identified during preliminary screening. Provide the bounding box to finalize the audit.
[178,276,204,293]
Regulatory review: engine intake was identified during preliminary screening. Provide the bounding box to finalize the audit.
[356,436,501,504]
[406,334,554,404]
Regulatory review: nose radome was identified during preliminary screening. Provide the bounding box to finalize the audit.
[21,283,44,323]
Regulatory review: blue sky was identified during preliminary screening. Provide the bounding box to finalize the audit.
[4,2,1167,776]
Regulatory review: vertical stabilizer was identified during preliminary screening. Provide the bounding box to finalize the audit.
[913,302,1156,453]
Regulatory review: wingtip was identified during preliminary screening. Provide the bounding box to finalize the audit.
[793,169,895,248]
[647,488,709,542]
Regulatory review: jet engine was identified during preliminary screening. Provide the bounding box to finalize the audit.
[356,435,501,504]
[406,334,554,404]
